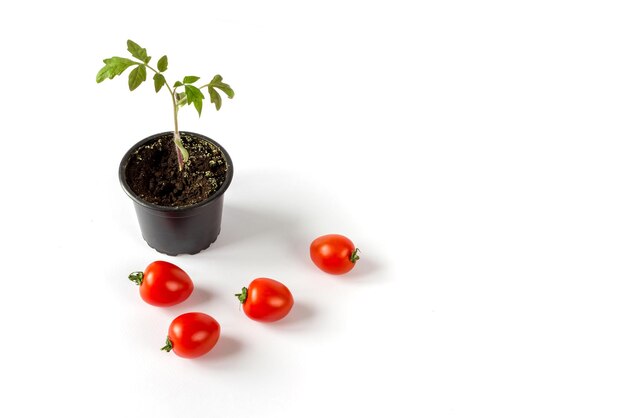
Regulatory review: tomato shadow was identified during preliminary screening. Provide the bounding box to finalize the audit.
[269,301,315,330]
[182,287,213,309]
[340,256,385,282]
[197,335,243,363]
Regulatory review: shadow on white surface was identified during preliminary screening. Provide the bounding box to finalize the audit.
[270,301,315,330]
[198,335,243,363]
[343,256,385,282]
[213,205,297,249]
[183,287,213,309]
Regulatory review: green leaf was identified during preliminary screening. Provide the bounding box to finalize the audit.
[207,86,222,111]
[173,81,183,88]
[207,75,234,110]
[183,75,200,84]
[193,96,203,116]
[128,64,147,91]
[185,85,204,116]
[127,39,150,63]
[209,74,235,98]
[96,57,136,83]
[157,55,168,72]
[153,73,166,93]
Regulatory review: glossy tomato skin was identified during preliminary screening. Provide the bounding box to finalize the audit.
[243,278,294,322]
[140,261,194,307]
[168,312,220,358]
[310,234,359,275]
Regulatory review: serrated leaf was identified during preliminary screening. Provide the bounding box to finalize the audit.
[128,65,147,91]
[209,74,235,98]
[153,73,165,93]
[96,57,136,83]
[207,75,234,110]
[157,55,168,72]
[183,75,200,84]
[127,39,149,63]
[173,81,183,88]
[185,85,204,116]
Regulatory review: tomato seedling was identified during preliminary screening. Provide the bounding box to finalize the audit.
[161,312,221,359]
[236,278,294,322]
[128,261,194,307]
[310,234,360,275]
[96,40,234,171]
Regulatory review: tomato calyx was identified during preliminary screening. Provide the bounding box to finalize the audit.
[161,336,173,353]
[349,248,361,263]
[128,271,144,285]
[235,287,248,304]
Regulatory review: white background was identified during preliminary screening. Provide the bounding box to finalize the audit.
[0,1,625,416]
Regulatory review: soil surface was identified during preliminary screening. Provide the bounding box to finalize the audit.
[125,133,229,207]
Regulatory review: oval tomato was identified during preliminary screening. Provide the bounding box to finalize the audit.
[161,312,220,358]
[236,278,294,322]
[310,234,360,275]
[128,261,194,307]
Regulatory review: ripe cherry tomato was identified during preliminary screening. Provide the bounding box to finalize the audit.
[236,278,294,322]
[161,312,220,358]
[310,234,360,275]
[128,261,194,307]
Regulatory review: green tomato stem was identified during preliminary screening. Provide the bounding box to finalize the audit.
[145,63,187,171]
[349,248,361,263]
[173,131,188,171]
[128,271,144,285]
[145,63,174,96]
[235,287,248,304]
[161,336,173,353]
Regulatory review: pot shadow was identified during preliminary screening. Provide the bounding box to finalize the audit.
[197,335,243,363]
[182,287,213,309]
[212,205,297,250]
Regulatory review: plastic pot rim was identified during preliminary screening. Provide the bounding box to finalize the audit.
[118,131,234,214]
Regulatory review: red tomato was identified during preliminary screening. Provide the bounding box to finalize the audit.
[310,234,360,275]
[161,312,220,358]
[128,261,194,307]
[236,278,294,322]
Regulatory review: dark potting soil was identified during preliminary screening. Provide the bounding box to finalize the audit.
[125,133,228,207]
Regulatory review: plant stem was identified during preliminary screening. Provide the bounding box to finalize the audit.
[172,93,179,135]
[171,89,185,171]
[146,64,187,171]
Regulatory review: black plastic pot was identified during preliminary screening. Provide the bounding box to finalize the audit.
[119,131,233,256]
